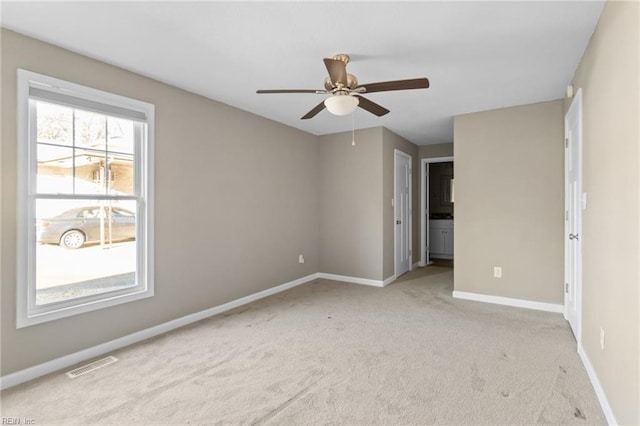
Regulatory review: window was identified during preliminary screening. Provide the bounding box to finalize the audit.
[17,70,154,327]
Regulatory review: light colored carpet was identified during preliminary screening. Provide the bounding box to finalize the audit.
[1,267,605,425]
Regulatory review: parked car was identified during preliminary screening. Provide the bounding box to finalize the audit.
[37,206,135,249]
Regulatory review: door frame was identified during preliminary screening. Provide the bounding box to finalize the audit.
[420,156,454,266]
[564,89,583,341]
[394,149,413,278]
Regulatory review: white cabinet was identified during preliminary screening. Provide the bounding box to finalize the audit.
[429,219,454,259]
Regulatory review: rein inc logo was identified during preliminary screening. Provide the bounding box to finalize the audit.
[1,418,35,425]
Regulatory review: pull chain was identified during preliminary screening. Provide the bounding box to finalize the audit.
[351,110,356,146]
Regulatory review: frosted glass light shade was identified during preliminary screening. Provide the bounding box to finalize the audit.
[324,95,359,116]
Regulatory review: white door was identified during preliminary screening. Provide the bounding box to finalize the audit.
[395,150,411,277]
[565,89,583,340]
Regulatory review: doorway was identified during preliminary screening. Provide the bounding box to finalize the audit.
[420,156,454,266]
[394,150,412,278]
[564,89,583,341]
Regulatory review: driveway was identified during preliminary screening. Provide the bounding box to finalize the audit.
[36,241,136,304]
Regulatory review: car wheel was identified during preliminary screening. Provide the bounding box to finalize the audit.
[60,230,85,249]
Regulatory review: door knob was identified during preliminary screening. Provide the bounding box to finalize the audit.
[569,233,580,240]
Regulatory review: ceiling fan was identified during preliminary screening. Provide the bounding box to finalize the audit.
[256,54,430,120]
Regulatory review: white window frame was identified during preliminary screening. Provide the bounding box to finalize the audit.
[16,69,155,328]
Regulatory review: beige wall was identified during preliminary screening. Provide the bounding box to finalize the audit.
[419,142,453,159]
[318,128,384,280]
[1,30,320,375]
[454,100,564,304]
[568,1,639,423]
[382,128,419,278]
[319,127,420,281]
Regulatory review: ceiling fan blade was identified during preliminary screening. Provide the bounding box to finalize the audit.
[257,89,324,94]
[323,58,348,87]
[356,78,429,94]
[301,101,326,120]
[354,95,390,117]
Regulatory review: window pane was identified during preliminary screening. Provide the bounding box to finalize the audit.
[36,101,73,146]
[35,199,137,306]
[109,153,134,195]
[37,144,74,194]
[74,148,108,195]
[108,117,134,154]
[74,110,106,150]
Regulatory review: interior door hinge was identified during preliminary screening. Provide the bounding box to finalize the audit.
[565,138,569,148]
[565,283,569,293]
[565,210,568,221]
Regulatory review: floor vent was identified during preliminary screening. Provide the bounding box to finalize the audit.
[66,356,118,378]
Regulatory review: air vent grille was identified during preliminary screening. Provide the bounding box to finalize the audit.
[66,356,118,378]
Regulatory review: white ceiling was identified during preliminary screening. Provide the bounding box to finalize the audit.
[1,1,604,145]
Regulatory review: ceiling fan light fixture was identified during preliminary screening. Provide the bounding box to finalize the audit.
[324,95,359,116]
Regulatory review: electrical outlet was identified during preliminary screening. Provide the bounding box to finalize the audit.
[298,254,305,264]
[600,327,605,351]
[493,267,502,278]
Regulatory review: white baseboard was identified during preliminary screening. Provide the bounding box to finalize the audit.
[452,291,564,313]
[577,343,618,425]
[382,275,396,287]
[411,261,420,270]
[0,273,319,390]
[317,272,386,287]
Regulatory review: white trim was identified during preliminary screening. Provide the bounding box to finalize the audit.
[412,261,420,270]
[383,275,396,286]
[16,70,30,329]
[19,69,153,113]
[577,343,618,425]
[318,273,393,287]
[420,156,454,267]
[0,273,319,390]
[394,149,412,278]
[452,291,563,313]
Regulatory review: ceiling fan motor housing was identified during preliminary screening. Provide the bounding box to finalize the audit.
[324,74,359,91]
